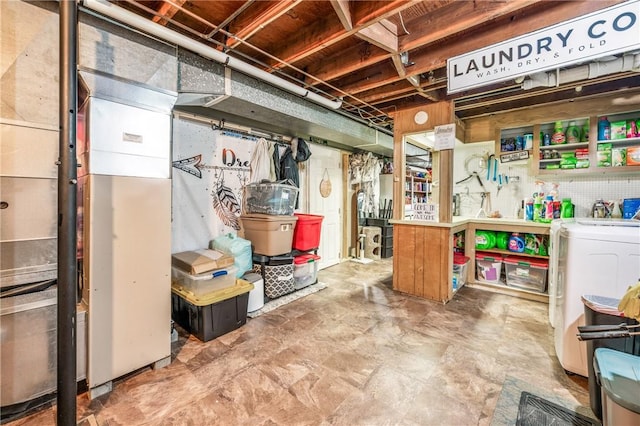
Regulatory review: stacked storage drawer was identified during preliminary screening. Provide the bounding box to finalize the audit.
[293,254,320,290]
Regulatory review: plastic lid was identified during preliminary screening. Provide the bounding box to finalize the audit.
[595,348,640,414]
[475,251,501,261]
[503,255,548,268]
[172,279,253,306]
[453,254,470,265]
[172,265,237,281]
[294,254,321,264]
[580,295,625,316]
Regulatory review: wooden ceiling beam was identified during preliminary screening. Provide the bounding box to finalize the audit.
[356,19,398,54]
[317,0,624,96]
[330,0,353,30]
[399,0,543,52]
[152,0,187,26]
[226,0,303,49]
[269,0,414,70]
[308,0,621,88]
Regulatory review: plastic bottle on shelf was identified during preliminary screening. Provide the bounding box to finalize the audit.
[525,197,534,221]
[508,233,525,253]
[581,122,590,142]
[598,116,611,141]
[560,198,574,218]
[544,195,554,221]
[566,121,580,144]
[533,194,543,222]
[552,121,566,144]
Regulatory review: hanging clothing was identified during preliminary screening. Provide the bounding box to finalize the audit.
[268,142,277,181]
[249,138,271,183]
[272,143,282,181]
[295,137,311,162]
[279,147,298,186]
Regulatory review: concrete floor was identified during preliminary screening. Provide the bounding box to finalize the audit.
[6,258,591,425]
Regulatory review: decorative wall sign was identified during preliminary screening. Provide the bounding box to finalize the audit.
[413,203,438,221]
[434,123,456,151]
[447,0,640,93]
[500,150,530,163]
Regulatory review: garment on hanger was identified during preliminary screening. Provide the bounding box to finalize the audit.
[268,142,277,181]
[249,138,271,183]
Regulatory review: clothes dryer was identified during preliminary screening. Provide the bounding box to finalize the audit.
[553,219,640,377]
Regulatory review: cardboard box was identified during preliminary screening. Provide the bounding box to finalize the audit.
[597,143,612,167]
[610,120,627,140]
[626,146,640,166]
[172,249,234,275]
[612,148,627,167]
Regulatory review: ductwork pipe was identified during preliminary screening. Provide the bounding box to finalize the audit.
[522,54,640,90]
[81,0,342,110]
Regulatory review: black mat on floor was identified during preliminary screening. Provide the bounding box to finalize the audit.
[516,392,599,426]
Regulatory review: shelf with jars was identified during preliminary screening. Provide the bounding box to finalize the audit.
[529,110,640,176]
[497,125,534,157]
[536,117,591,173]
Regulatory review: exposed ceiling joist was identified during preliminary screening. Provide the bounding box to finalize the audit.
[151,0,186,25]
[330,0,353,30]
[226,0,303,50]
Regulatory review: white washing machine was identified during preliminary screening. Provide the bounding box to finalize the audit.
[548,218,575,327]
[553,219,640,377]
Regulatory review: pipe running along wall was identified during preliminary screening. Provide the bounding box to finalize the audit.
[522,53,640,90]
[81,0,342,110]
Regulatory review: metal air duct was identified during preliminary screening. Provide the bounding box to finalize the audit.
[81,0,342,110]
[522,54,640,90]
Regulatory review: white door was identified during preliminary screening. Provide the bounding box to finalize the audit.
[305,145,343,270]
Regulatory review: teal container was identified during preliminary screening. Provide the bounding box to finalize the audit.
[475,230,496,250]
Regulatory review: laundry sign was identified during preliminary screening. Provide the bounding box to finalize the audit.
[447,0,640,93]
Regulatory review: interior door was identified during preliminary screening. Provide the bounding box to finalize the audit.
[306,146,343,270]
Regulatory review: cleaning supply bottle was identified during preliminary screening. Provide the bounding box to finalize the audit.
[560,198,574,218]
[525,198,534,221]
[598,116,611,141]
[475,230,496,249]
[552,121,566,145]
[508,233,525,253]
[544,195,554,222]
[566,121,580,144]
[533,194,543,222]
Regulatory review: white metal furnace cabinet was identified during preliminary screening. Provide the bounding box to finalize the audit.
[553,219,640,377]
[78,71,175,398]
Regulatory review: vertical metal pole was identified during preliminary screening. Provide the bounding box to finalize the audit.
[58,0,78,424]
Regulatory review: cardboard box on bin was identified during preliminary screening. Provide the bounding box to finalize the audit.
[172,249,234,275]
[240,214,298,256]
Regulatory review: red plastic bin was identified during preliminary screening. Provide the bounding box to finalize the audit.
[292,214,324,251]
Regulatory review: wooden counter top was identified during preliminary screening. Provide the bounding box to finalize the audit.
[390,217,552,230]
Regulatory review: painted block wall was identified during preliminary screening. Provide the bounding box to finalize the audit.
[453,141,640,219]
